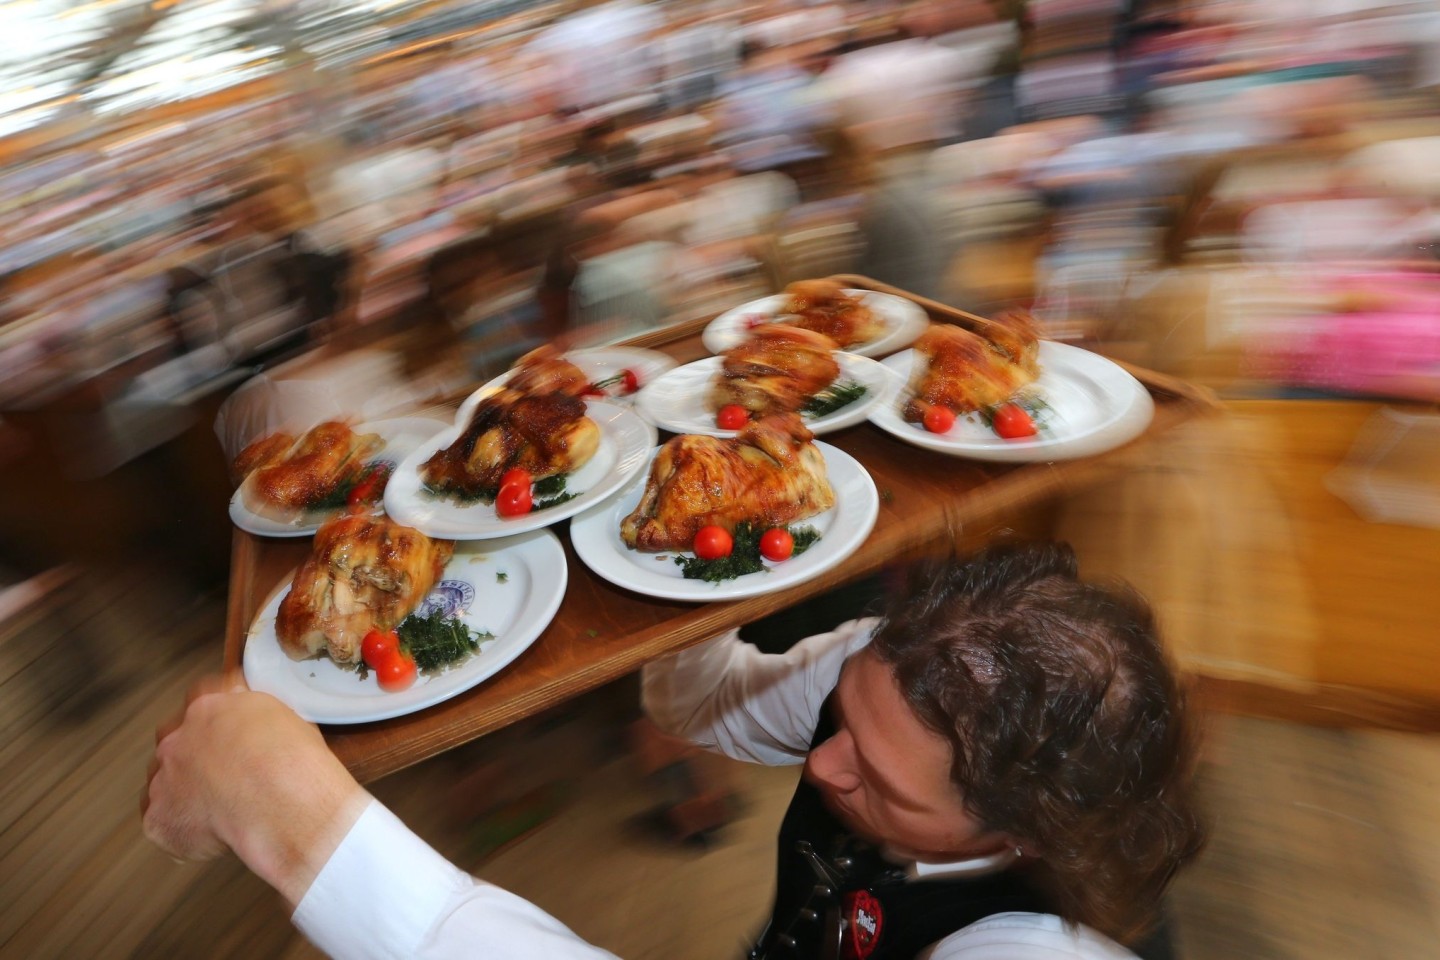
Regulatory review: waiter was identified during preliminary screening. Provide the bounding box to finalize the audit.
[143,542,1203,959]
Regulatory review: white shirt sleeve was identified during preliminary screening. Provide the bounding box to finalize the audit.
[921,913,1139,960]
[639,618,878,765]
[293,800,619,960]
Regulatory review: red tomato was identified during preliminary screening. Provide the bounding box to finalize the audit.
[582,385,605,399]
[361,628,400,668]
[992,403,1037,439]
[716,404,750,430]
[693,525,733,560]
[923,405,956,434]
[496,482,533,517]
[375,650,417,692]
[346,464,391,507]
[620,368,640,394]
[759,528,794,562]
[499,468,532,492]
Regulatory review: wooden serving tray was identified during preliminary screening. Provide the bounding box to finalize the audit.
[222,276,1219,783]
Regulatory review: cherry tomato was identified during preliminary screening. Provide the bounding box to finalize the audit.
[992,403,1037,439]
[582,385,605,398]
[923,405,956,434]
[375,649,417,692]
[499,468,532,493]
[716,404,750,430]
[496,482,533,517]
[693,525,733,560]
[620,368,640,395]
[361,628,400,668]
[759,528,794,562]
[347,464,392,507]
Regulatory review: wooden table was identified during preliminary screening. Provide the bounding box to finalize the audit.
[222,277,1219,783]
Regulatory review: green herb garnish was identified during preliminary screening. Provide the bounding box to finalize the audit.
[423,481,498,504]
[802,380,868,418]
[533,473,568,497]
[673,522,821,583]
[396,609,495,673]
[496,571,509,583]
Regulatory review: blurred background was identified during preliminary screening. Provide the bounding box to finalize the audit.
[2,0,1439,957]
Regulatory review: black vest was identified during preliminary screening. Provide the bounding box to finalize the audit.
[749,697,1176,960]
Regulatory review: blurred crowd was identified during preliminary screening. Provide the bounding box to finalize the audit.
[2,0,1439,491]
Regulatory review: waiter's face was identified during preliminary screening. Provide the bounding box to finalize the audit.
[803,649,1006,863]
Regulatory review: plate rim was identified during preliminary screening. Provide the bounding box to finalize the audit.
[699,289,928,359]
[241,528,567,724]
[228,415,452,538]
[867,341,1156,462]
[569,440,879,601]
[633,352,890,438]
[383,399,657,540]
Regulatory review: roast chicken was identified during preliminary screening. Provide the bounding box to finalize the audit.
[422,388,599,496]
[276,514,455,664]
[780,280,885,349]
[621,413,835,552]
[902,313,1041,422]
[231,431,296,485]
[711,324,840,417]
[507,345,590,398]
[247,421,382,510]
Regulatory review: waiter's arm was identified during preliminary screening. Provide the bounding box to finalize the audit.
[143,680,617,960]
[639,618,877,765]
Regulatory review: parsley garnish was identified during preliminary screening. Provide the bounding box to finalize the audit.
[396,609,495,673]
[802,380,868,418]
[496,571,509,583]
[673,522,821,582]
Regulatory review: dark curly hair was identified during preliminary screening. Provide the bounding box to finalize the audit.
[868,541,1205,944]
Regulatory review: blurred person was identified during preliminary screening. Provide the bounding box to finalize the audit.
[144,542,1204,960]
[713,38,833,175]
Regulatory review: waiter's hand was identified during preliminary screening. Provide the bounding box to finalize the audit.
[142,675,371,907]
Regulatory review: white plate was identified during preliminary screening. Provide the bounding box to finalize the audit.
[229,416,451,538]
[868,341,1155,462]
[701,289,928,359]
[569,441,878,601]
[384,400,656,539]
[242,529,566,724]
[634,353,889,438]
[456,347,678,424]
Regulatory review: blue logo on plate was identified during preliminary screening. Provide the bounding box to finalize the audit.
[419,580,474,618]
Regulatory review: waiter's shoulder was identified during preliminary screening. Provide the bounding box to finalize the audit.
[923,912,1138,960]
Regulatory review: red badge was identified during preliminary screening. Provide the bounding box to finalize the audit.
[840,890,883,960]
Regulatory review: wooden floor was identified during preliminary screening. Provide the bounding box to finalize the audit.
[4,402,1440,959]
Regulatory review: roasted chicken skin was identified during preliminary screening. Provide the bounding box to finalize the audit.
[252,421,382,509]
[422,388,599,496]
[507,345,590,398]
[902,314,1041,422]
[232,431,296,485]
[620,413,835,552]
[275,514,455,663]
[780,279,885,349]
[711,324,840,417]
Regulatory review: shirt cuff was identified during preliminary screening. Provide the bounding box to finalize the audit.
[293,799,473,960]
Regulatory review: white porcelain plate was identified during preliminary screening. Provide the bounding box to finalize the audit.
[229,416,450,538]
[633,353,889,438]
[456,347,678,425]
[384,400,656,540]
[701,289,928,359]
[569,441,878,601]
[242,529,566,724]
[868,341,1155,462]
